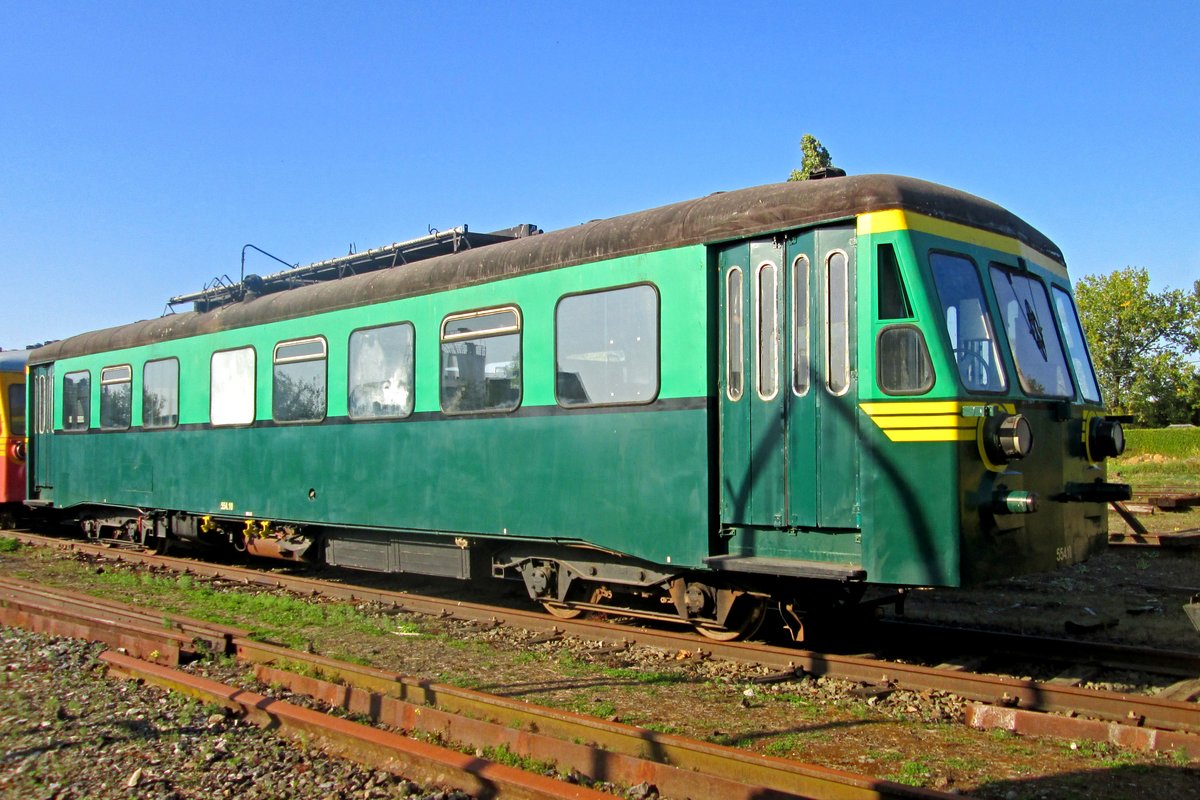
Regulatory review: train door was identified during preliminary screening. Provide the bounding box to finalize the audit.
[28,364,53,500]
[788,226,860,529]
[719,240,787,527]
[719,225,859,532]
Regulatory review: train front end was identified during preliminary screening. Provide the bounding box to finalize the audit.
[856,210,1127,588]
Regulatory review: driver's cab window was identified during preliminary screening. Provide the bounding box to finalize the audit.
[929,252,1007,393]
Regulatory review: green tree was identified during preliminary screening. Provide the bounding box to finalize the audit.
[1075,267,1199,424]
[788,134,833,181]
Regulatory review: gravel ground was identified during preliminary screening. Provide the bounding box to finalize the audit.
[0,628,466,800]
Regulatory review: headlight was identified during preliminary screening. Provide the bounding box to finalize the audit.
[1088,417,1125,460]
[984,413,1034,463]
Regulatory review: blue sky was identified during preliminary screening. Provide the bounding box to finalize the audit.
[2,1,1197,350]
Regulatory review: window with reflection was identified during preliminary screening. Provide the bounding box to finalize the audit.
[877,326,934,395]
[349,323,415,419]
[1051,286,1102,403]
[441,307,521,414]
[100,365,131,430]
[273,338,327,423]
[930,253,1007,392]
[63,371,90,431]
[990,266,1074,398]
[143,358,179,428]
[556,285,658,407]
[211,348,255,426]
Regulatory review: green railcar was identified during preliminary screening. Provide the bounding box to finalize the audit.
[25,175,1128,639]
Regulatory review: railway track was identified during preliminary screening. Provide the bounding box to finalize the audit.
[4,528,1200,760]
[0,574,953,800]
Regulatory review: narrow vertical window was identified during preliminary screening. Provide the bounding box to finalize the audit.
[211,347,256,426]
[826,251,850,395]
[100,365,132,430]
[273,337,328,423]
[726,269,744,401]
[756,262,779,399]
[35,371,52,434]
[143,358,179,429]
[440,307,521,414]
[792,255,810,395]
[349,323,415,419]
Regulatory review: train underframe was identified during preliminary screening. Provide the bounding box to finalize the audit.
[61,504,876,641]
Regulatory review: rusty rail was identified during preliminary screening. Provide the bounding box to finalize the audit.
[233,638,946,800]
[101,651,612,800]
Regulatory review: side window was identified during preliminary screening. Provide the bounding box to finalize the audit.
[877,326,934,395]
[273,337,327,423]
[792,255,810,396]
[441,307,521,414]
[556,284,659,407]
[143,358,179,429]
[877,243,913,319]
[726,268,744,401]
[930,252,1007,393]
[349,323,415,419]
[826,251,850,395]
[211,347,256,426]
[63,371,90,431]
[100,365,132,430]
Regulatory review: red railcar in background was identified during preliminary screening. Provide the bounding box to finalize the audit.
[0,350,29,522]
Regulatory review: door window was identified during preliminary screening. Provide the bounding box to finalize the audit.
[756,262,779,399]
[726,268,744,401]
[792,255,810,396]
[826,251,850,395]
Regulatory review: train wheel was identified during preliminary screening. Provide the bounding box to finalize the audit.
[542,601,584,619]
[693,596,767,641]
[541,584,610,620]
